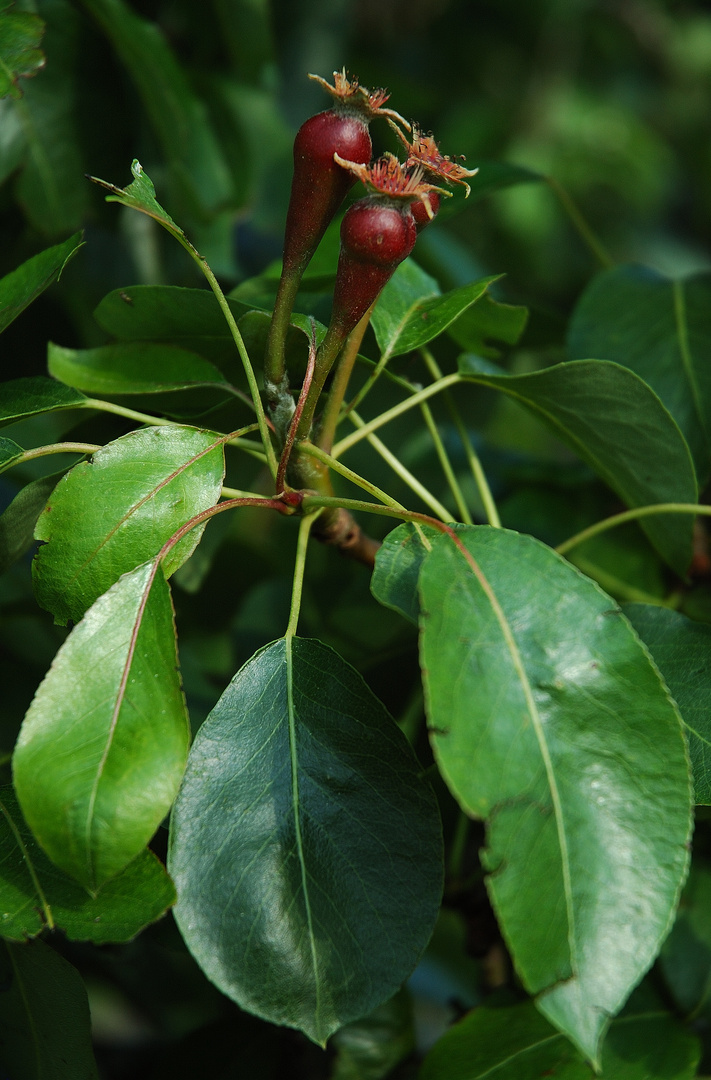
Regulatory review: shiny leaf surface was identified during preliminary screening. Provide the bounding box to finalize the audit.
[32,425,225,625]
[458,356,697,576]
[14,560,190,892]
[48,341,228,395]
[419,526,692,1062]
[169,637,443,1045]
[0,375,86,426]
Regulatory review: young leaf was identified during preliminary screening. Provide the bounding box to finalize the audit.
[0,939,98,1080]
[568,266,711,482]
[33,424,225,625]
[0,232,83,333]
[0,7,45,100]
[168,637,443,1046]
[458,356,697,577]
[48,341,229,395]
[13,560,190,893]
[372,259,500,361]
[0,786,175,943]
[419,997,700,1080]
[623,604,711,805]
[419,526,692,1064]
[0,375,87,426]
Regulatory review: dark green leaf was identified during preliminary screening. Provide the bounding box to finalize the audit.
[330,989,415,1080]
[0,232,82,332]
[0,376,87,427]
[447,292,529,356]
[458,356,697,576]
[0,435,24,471]
[0,786,175,943]
[0,7,45,99]
[371,522,440,625]
[372,259,500,361]
[48,341,228,395]
[168,637,443,1046]
[32,425,225,625]
[659,864,711,1016]
[0,471,61,573]
[623,604,711,804]
[419,997,699,1079]
[0,938,98,1079]
[568,266,711,482]
[419,526,692,1063]
[14,560,190,892]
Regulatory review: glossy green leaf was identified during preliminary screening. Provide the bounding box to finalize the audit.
[0,938,98,1079]
[48,341,228,395]
[447,292,529,356]
[169,637,443,1045]
[33,424,225,625]
[568,266,711,481]
[0,375,87,427]
[0,232,82,332]
[372,259,500,361]
[419,526,692,1063]
[80,0,232,217]
[0,435,24,471]
[0,786,175,943]
[14,2,88,234]
[659,864,711,1016]
[370,522,439,625]
[419,997,700,1080]
[330,989,415,1080]
[0,8,45,99]
[0,471,61,573]
[623,604,711,804]
[14,560,190,892]
[458,356,697,576]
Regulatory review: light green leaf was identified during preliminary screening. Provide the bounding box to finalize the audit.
[0,938,98,1079]
[48,341,229,395]
[89,158,185,242]
[447,292,529,356]
[14,560,190,892]
[0,786,175,943]
[623,604,711,805]
[419,997,700,1080]
[32,425,225,625]
[372,259,500,361]
[169,637,443,1046]
[0,232,82,332]
[0,375,87,427]
[0,471,61,573]
[0,7,45,99]
[568,266,711,482]
[419,526,692,1063]
[458,356,697,576]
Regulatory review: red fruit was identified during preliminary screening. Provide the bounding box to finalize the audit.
[410,190,441,231]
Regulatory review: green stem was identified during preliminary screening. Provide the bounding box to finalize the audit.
[82,398,182,426]
[286,511,319,638]
[300,492,451,532]
[1,442,101,476]
[316,303,375,453]
[421,347,501,528]
[221,486,271,500]
[264,268,301,390]
[419,401,471,524]
[545,175,614,269]
[333,374,461,457]
[301,442,408,511]
[556,503,708,556]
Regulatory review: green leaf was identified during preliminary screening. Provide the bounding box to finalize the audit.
[0,375,87,427]
[0,938,98,1079]
[419,997,700,1080]
[458,356,697,576]
[168,637,443,1046]
[0,471,61,573]
[659,864,711,1016]
[0,786,175,943]
[0,232,82,332]
[0,435,24,471]
[32,425,225,625]
[372,259,500,361]
[81,0,232,217]
[623,604,711,805]
[48,341,229,395]
[419,526,692,1063]
[13,560,190,892]
[447,292,529,356]
[568,266,711,482]
[0,7,45,99]
[89,158,185,242]
[370,522,439,625]
[330,989,415,1080]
